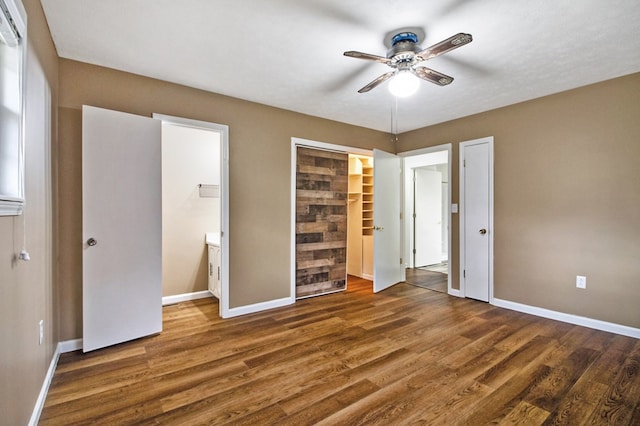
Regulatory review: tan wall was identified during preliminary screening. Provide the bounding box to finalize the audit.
[57,59,393,339]
[162,123,220,296]
[0,0,58,423]
[397,73,640,328]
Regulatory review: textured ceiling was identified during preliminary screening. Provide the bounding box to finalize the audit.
[40,0,640,133]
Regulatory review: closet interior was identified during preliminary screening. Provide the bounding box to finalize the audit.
[347,155,374,280]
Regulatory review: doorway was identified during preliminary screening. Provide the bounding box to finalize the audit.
[154,114,230,316]
[400,145,452,294]
[290,138,404,299]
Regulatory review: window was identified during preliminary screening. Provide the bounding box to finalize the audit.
[0,0,26,215]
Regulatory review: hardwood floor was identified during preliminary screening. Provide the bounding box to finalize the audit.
[40,277,640,425]
[405,267,448,293]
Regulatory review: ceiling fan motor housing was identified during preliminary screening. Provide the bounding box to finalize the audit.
[388,32,422,68]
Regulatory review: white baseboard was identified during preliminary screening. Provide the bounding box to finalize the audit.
[448,288,464,298]
[493,297,640,339]
[362,273,373,281]
[222,297,294,319]
[29,342,62,426]
[162,290,213,306]
[59,338,83,353]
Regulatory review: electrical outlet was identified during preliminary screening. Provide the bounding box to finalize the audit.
[39,320,44,345]
[576,275,586,289]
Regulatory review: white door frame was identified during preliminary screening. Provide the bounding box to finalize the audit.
[398,144,453,295]
[290,137,372,299]
[459,136,494,302]
[153,114,231,317]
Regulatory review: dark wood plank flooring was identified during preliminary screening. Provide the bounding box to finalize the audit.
[40,277,640,425]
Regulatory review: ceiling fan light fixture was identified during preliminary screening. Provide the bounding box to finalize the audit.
[388,71,419,97]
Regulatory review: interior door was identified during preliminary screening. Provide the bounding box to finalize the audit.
[461,139,492,302]
[414,168,442,267]
[373,149,403,292]
[82,105,162,352]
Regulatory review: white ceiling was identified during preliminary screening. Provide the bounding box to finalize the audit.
[40,0,640,133]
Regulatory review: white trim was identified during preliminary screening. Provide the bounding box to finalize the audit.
[397,143,453,296]
[290,137,374,301]
[224,297,294,318]
[459,137,494,301]
[362,273,374,281]
[493,298,640,339]
[448,288,464,298]
[152,113,230,319]
[28,342,60,426]
[162,291,213,306]
[292,137,373,157]
[59,338,83,353]
[0,199,24,215]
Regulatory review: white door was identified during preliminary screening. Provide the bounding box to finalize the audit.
[373,149,403,292]
[460,138,493,302]
[414,168,442,267]
[82,105,162,352]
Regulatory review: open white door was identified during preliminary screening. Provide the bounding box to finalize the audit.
[82,105,162,352]
[373,149,403,292]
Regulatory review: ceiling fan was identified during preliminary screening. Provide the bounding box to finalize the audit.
[344,29,472,94]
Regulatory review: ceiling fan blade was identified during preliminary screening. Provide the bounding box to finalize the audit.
[344,51,390,64]
[412,67,454,86]
[357,71,396,93]
[416,33,472,61]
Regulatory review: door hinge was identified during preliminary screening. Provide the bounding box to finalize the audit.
[400,212,403,220]
[217,266,220,280]
[400,258,403,264]
[463,269,466,278]
[413,249,416,254]
[209,263,213,276]
[413,213,416,219]
[463,159,466,167]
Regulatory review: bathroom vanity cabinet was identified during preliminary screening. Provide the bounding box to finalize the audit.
[206,233,221,299]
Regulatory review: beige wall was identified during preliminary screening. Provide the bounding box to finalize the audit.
[397,73,640,329]
[0,0,58,423]
[162,123,220,296]
[57,59,393,339]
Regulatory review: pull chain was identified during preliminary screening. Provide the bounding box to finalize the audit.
[390,95,399,143]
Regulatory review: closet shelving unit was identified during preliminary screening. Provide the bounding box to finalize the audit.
[347,155,374,279]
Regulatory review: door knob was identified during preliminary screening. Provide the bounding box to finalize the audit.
[87,237,98,246]
[479,229,487,235]
[374,226,384,231]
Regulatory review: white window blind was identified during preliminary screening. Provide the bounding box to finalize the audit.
[0,0,26,215]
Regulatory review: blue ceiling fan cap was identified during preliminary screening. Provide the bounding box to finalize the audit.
[391,32,419,46]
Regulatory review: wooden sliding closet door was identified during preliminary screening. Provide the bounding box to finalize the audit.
[295,147,348,298]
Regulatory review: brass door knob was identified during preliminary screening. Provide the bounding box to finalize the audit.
[479,229,487,235]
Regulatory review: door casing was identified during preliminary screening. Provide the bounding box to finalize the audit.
[398,144,452,295]
[153,114,230,317]
[291,138,406,298]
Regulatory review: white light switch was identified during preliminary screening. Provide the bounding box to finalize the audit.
[576,275,586,289]
[451,203,458,213]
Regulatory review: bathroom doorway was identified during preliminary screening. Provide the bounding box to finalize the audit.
[155,114,229,316]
